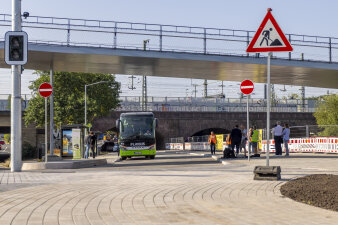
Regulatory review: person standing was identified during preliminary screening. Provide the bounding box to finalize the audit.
[282,124,290,157]
[251,126,259,157]
[89,131,97,159]
[84,133,90,159]
[273,121,283,155]
[240,125,247,157]
[247,127,253,155]
[209,131,217,155]
[230,125,242,157]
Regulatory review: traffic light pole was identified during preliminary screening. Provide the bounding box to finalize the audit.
[10,0,22,172]
[50,68,54,155]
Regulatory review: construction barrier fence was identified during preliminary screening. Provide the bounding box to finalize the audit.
[166,136,338,154]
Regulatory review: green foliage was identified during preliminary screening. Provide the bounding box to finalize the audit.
[314,94,338,136]
[4,134,10,144]
[24,71,120,127]
[289,93,299,100]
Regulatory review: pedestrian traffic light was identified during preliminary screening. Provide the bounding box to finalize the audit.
[5,31,28,65]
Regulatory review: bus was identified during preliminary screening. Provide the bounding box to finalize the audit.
[116,112,158,160]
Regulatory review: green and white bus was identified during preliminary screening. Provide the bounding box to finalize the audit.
[116,112,158,160]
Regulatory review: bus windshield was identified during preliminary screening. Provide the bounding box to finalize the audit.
[120,116,154,140]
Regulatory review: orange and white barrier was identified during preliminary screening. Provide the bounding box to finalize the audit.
[261,137,338,153]
[166,137,338,153]
[166,143,184,150]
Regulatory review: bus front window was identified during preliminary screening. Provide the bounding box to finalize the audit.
[120,116,154,140]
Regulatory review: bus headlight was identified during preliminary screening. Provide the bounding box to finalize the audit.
[148,145,155,150]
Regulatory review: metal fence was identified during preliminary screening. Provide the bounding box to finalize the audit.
[0,94,319,113]
[290,125,338,138]
[0,14,338,63]
[169,137,185,143]
[168,125,338,144]
[0,94,31,111]
[118,96,318,113]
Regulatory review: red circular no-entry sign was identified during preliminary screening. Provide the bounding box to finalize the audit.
[39,82,53,98]
[240,80,254,95]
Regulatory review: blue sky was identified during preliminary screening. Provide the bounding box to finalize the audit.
[0,0,337,98]
[1,0,335,37]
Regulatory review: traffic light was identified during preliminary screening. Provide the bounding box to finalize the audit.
[5,31,28,65]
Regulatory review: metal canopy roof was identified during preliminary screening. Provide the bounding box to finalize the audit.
[0,43,337,89]
[0,13,337,89]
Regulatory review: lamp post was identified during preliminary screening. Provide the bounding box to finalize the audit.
[84,81,109,129]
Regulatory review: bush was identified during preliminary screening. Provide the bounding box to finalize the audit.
[22,142,38,160]
[4,134,10,144]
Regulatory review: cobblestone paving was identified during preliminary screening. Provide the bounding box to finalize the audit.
[0,151,337,225]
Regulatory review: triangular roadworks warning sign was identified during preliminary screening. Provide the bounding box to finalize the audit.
[246,10,293,52]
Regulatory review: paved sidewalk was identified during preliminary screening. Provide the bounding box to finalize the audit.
[0,151,336,225]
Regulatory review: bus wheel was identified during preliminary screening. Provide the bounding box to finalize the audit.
[121,156,127,160]
[127,156,132,159]
[150,155,155,159]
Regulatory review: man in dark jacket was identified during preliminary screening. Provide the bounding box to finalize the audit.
[230,125,242,157]
[89,131,97,159]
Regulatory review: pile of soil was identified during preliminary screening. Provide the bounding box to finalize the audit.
[280,174,338,212]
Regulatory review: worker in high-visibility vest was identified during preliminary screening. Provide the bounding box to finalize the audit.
[251,125,259,157]
[209,131,217,155]
[226,134,231,145]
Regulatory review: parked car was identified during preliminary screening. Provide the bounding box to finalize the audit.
[0,140,5,145]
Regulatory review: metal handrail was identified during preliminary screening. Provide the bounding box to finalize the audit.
[0,13,337,39]
[0,13,338,63]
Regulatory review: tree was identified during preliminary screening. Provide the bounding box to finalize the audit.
[24,71,120,127]
[289,93,299,100]
[313,94,338,136]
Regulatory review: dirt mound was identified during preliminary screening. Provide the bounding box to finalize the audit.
[280,174,338,211]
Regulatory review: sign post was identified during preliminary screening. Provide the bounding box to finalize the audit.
[246,8,293,167]
[39,82,53,163]
[45,97,47,163]
[240,80,254,161]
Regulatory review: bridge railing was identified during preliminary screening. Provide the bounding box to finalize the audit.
[0,94,318,113]
[0,14,338,63]
[118,96,318,113]
[0,94,31,111]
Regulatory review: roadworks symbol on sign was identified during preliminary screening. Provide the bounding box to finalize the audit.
[246,10,293,52]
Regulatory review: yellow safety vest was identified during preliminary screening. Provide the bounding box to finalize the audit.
[251,130,258,142]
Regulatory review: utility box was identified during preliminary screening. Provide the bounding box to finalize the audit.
[254,166,281,181]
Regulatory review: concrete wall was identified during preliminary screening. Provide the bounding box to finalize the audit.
[0,110,317,149]
[0,112,40,147]
[0,112,10,127]
[92,111,317,149]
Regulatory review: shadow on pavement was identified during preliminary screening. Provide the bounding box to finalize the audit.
[113,159,217,168]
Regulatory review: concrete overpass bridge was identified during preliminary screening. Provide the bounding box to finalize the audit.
[0,13,334,150]
[92,111,316,148]
[0,13,338,88]
[0,108,316,149]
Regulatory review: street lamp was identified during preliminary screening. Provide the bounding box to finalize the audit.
[84,81,110,129]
